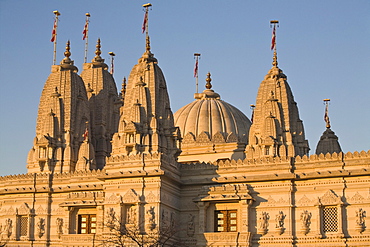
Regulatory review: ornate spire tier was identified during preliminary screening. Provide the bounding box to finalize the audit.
[27,41,90,173]
[108,36,181,170]
[80,39,120,169]
[246,44,309,159]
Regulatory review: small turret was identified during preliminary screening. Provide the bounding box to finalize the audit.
[315,99,342,155]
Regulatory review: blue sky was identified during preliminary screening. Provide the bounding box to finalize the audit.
[1,0,369,176]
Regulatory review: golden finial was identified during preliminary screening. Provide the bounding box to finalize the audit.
[272,50,278,67]
[95,38,102,57]
[121,77,127,96]
[64,40,71,58]
[205,72,212,89]
[146,36,151,52]
[53,10,61,16]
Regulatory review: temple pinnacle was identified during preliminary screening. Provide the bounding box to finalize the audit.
[95,38,102,58]
[64,40,71,58]
[272,50,278,67]
[205,72,212,89]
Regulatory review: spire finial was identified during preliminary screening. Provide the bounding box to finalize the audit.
[64,40,71,58]
[324,99,331,128]
[121,77,127,95]
[270,20,279,67]
[272,50,278,67]
[205,72,212,89]
[95,38,102,57]
[60,40,77,71]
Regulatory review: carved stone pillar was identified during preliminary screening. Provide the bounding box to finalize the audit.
[97,205,104,234]
[315,204,323,238]
[239,199,252,232]
[197,202,209,233]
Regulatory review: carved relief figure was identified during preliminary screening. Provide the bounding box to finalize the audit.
[275,211,285,228]
[258,212,269,235]
[56,218,63,238]
[127,205,136,224]
[274,211,285,235]
[37,218,45,238]
[162,209,169,227]
[355,208,366,233]
[300,210,312,235]
[187,214,195,237]
[5,218,12,238]
[146,206,156,230]
[106,207,116,231]
[170,212,175,228]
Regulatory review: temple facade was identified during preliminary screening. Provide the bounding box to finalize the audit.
[0,13,369,247]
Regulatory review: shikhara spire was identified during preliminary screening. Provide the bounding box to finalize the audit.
[246,21,309,159]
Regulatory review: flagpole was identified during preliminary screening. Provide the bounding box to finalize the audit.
[194,53,201,93]
[109,52,115,75]
[83,13,90,63]
[250,104,255,124]
[270,20,279,67]
[52,10,60,65]
[142,3,152,51]
[323,99,331,128]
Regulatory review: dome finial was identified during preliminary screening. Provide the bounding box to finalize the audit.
[95,38,102,57]
[205,72,212,89]
[64,40,71,58]
[324,99,331,128]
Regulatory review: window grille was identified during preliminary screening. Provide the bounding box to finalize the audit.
[20,216,28,236]
[215,210,237,232]
[323,206,338,232]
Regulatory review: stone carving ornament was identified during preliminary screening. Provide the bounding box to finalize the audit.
[127,205,137,224]
[37,218,45,238]
[5,218,12,238]
[258,212,269,235]
[275,211,285,235]
[106,208,116,231]
[146,206,156,231]
[56,218,63,238]
[355,208,366,233]
[300,210,312,235]
[187,214,195,237]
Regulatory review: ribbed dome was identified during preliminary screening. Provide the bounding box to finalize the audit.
[174,73,251,144]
